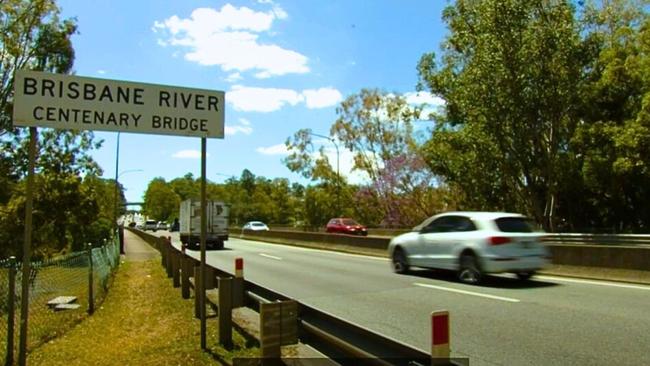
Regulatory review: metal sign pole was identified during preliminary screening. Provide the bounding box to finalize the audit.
[18,126,37,366]
[200,136,207,349]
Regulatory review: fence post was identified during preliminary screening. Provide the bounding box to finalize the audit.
[5,256,16,366]
[218,277,233,348]
[88,243,94,315]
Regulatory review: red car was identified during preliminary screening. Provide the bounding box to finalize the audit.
[326,218,368,236]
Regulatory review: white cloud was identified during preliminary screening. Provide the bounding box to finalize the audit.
[225,118,253,135]
[97,70,107,75]
[306,142,370,185]
[227,85,342,112]
[403,91,445,107]
[172,150,210,158]
[227,85,304,112]
[302,87,343,109]
[225,72,243,82]
[256,144,289,155]
[153,4,308,78]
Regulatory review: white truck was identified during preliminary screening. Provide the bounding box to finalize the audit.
[179,199,230,250]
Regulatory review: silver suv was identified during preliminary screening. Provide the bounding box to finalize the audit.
[388,212,551,284]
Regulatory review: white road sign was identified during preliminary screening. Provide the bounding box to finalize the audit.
[13,70,225,138]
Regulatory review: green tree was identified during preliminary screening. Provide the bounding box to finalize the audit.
[418,0,586,229]
[0,0,105,257]
[142,178,180,221]
[563,0,650,232]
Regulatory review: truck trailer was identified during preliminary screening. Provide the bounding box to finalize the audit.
[179,199,230,250]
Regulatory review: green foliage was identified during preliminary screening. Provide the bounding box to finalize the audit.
[0,0,110,258]
[418,0,650,232]
[142,177,181,221]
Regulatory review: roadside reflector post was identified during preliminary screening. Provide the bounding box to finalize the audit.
[431,310,450,364]
[181,256,191,299]
[218,277,233,348]
[233,258,244,308]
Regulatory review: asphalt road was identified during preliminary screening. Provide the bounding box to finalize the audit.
[156,232,650,366]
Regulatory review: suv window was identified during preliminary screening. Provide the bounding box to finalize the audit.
[495,217,536,232]
[422,216,476,233]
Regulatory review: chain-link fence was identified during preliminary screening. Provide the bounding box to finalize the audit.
[1,236,120,364]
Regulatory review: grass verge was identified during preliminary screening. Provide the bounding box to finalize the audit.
[27,258,258,365]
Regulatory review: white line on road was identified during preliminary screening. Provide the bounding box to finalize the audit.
[413,282,521,303]
[236,238,388,261]
[259,253,283,260]
[536,275,650,291]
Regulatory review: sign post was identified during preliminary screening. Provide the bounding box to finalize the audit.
[13,70,225,355]
[17,127,37,366]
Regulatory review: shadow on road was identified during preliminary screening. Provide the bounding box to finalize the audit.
[405,268,560,289]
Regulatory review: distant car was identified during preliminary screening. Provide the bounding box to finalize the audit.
[326,218,368,236]
[128,222,136,228]
[242,221,270,231]
[388,212,551,284]
[156,221,169,231]
[143,220,158,231]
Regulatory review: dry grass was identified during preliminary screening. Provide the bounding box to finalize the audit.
[27,259,258,365]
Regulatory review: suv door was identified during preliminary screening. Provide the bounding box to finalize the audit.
[437,216,477,269]
[414,216,454,268]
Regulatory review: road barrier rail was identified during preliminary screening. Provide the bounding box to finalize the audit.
[127,228,449,365]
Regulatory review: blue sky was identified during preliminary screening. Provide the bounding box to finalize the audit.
[57,0,449,202]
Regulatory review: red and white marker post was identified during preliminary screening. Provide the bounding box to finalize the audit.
[233,258,244,308]
[235,257,244,278]
[431,310,450,363]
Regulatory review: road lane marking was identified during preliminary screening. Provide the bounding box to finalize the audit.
[259,253,282,260]
[536,275,650,291]
[413,283,521,303]
[236,238,388,261]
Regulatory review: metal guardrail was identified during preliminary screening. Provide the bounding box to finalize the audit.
[244,229,650,247]
[543,233,650,247]
[128,228,439,365]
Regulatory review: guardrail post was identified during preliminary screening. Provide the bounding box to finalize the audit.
[87,243,94,315]
[431,310,450,365]
[233,258,244,308]
[5,256,16,366]
[160,237,167,267]
[260,302,282,360]
[218,277,233,348]
[165,238,173,278]
[194,265,202,319]
[205,267,215,290]
[181,256,191,299]
[172,249,180,288]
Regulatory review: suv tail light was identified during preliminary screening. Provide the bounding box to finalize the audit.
[489,236,512,245]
